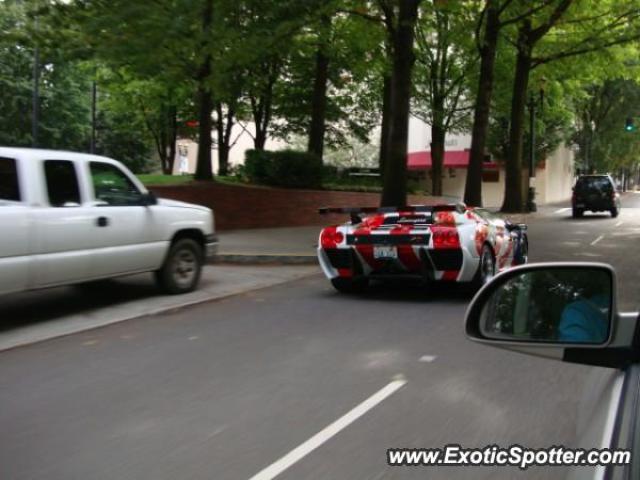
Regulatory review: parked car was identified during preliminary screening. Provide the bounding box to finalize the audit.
[572,174,620,218]
[465,262,639,479]
[317,203,528,293]
[0,148,218,296]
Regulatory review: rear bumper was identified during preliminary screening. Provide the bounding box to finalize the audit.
[205,234,219,258]
[573,200,617,211]
[318,245,474,282]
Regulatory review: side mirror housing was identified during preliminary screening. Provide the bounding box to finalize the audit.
[140,191,158,206]
[465,263,639,369]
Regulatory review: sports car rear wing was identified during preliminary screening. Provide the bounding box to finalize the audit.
[318,203,466,215]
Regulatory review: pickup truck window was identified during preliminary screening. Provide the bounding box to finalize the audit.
[90,161,141,206]
[0,157,20,202]
[44,160,81,207]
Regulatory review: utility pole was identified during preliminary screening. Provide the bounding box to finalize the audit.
[32,15,40,148]
[526,82,545,212]
[526,93,537,212]
[90,80,97,153]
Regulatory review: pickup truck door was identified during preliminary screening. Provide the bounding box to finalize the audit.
[31,159,98,287]
[0,157,31,295]
[84,161,165,278]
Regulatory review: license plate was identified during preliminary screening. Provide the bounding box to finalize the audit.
[374,245,398,259]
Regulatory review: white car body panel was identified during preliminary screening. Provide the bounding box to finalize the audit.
[0,147,217,296]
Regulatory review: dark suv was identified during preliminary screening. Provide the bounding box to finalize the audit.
[572,174,620,218]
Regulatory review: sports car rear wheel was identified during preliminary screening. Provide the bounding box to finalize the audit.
[572,208,583,218]
[472,245,495,290]
[331,277,368,294]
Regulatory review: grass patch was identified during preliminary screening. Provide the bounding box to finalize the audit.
[137,174,194,186]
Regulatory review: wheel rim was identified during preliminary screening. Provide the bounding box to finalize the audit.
[171,249,198,288]
[481,249,495,284]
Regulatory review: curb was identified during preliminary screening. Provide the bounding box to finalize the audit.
[212,254,317,265]
[0,266,320,353]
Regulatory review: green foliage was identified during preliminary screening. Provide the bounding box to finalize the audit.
[137,174,194,186]
[244,149,323,188]
[95,108,154,173]
[572,79,640,173]
[0,1,91,150]
[244,149,272,184]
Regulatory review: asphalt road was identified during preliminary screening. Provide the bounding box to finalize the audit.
[1,193,639,480]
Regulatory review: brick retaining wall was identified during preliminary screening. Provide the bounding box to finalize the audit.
[149,182,447,230]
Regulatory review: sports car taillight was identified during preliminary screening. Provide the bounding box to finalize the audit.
[320,227,344,248]
[432,227,460,249]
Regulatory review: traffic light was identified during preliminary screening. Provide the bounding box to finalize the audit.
[625,117,635,132]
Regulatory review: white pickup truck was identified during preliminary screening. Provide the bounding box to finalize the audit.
[0,147,218,296]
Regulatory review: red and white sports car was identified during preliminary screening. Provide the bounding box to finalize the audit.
[317,204,528,293]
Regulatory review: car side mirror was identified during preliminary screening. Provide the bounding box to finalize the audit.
[140,192,157,206]
[465,263,639,369]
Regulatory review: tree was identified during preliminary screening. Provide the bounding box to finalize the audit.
[501,0,574,212]
[413,1,477,196]
[379,0,424,207]
[464,0,502,207]
[307,14,333,160]
[463,0,564,207]
[572,79,640,175]
[502,0,640,211]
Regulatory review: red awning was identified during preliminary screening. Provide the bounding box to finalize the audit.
[407,150,497,170]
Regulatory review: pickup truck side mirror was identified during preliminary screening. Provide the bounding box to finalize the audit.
[140,192,158,206]
[465,263,640,369]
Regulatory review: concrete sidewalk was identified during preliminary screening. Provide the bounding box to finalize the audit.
[0,264,319,351]
[216,226,320,264]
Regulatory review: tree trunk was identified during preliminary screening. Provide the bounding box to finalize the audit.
[250,66,276,151]
[430,121,445,197]
[307,16,331,161]
[194,0,214,181]
[463,1,500,207]
[502,31,532,212]
[164,105,177,174]
[254,128,267,151]
[381,0,421,207]
[215,102,235,177]
[195,85,214,180]
[378,73,392,178]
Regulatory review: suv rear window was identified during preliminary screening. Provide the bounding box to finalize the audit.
[575,176,613,192]
[0,157,21,202]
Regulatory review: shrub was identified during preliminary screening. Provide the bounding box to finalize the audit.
[244,149,272,184]
[244,149,323,189]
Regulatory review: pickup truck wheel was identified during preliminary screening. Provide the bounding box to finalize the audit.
[156,238,203,294]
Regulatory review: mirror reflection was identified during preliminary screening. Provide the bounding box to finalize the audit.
[480,268,612,344]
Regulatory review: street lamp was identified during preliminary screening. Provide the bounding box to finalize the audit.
[526,79,545,212]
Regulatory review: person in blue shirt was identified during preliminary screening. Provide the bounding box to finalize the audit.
[558,293,610,343]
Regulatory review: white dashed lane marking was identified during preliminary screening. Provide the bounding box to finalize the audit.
[419,355,437,363]
[248,379,407,480]
[615,221,623,227]
[591,235,604,246]
[554,208,570,214]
